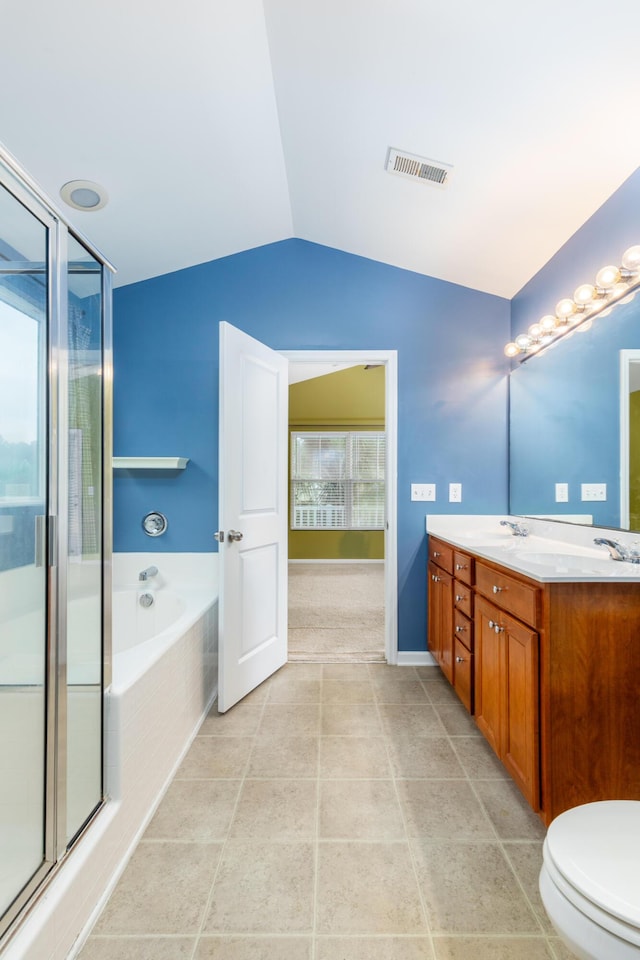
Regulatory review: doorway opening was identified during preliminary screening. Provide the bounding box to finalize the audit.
[620,349,640,529]
[281,350,398,664]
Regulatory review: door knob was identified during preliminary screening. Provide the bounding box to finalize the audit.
[455,656,466,663]
[227,529,244,542]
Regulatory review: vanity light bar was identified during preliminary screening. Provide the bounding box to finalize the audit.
[504,245,640,361]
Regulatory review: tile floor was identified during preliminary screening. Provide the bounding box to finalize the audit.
[78,663,578,960]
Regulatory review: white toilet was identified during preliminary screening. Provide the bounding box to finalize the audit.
[539,800,640,960]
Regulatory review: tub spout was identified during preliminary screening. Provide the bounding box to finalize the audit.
[138,565,159,581]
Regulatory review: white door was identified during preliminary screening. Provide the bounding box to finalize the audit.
[217,321,289,712]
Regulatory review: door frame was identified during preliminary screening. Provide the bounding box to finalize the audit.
[619,349,640,529]
[281,349,398,664]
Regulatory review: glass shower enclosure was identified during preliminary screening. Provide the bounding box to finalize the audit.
[0,146,113,941]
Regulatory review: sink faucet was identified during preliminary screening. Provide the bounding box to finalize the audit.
[138,565,159,581]
[500,520,530,537]
[593,538,640,564]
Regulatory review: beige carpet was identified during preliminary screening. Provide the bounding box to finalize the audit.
[288,562,385,661]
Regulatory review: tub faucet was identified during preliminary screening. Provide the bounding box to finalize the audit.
[138,565,159,581]
[593,538,640,563]
[500,520,530,537]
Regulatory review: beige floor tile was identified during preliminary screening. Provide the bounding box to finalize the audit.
[266,678,322,703]
[373,680,430,703]
[316,841,427,934]
[451,736,510,779]
[388,737,464,779]
[203,841,315,934]
[316,937,434,959]
[319,779,405,840]
[411,839,539,935]
[397,780,494,839]
[177,738,253,779]
[379,704,447,738]
[503,841,554,934]
[199,703,264,736]
[433,937,555,959]
[258,703,320,737]
[474,780,546,840]
[415,666,446,681]
[321,703,383,735]
[433,703,482,736]
[321,680,375,703]
[93,841,222,935]
[246,736,319,778]
[195,937,312,959]
[548,939,581,959]
[319,736,391,779]
[229,779,317,840]
[145,779,241,841]
[323,663,372,680]
[78,938,195,960]
[422,682,463,706]
[278,662,324,679]
[368,663,419,679]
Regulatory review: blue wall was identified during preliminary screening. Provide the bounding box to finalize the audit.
[113,239,510,651]
[510,167,640,526]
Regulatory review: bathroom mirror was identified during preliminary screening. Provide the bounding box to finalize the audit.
[509,290,640,532]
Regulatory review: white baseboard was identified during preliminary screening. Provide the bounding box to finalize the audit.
[288,558,384,564]
[396,651,437,666]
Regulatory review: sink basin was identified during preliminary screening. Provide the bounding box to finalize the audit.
[513,552,603,571]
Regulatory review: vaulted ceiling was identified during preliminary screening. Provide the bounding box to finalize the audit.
[2,0,640,296]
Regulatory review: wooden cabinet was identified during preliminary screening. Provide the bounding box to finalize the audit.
[428,537,474,708]
[428,534,640,825]
[475,594,539,809]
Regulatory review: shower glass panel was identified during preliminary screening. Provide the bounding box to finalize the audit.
[66,235,103,843]
[0,183,49,915]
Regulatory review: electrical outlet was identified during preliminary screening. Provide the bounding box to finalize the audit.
[581,483,607,502]
[449,483,462,503]
[411,483,436,502]
[555,483,569,503]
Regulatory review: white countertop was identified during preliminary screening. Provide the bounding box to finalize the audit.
[426,515,640,583]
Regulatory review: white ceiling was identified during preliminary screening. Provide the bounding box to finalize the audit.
[2,0,640,297]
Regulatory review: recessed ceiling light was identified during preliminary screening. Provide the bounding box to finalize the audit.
[60,179,108,212]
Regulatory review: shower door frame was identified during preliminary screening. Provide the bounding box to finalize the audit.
[0,145,114,943]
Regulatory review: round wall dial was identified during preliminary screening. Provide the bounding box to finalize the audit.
[142,512,168,537]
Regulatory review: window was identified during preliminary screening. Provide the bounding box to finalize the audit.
[291,431,385,530]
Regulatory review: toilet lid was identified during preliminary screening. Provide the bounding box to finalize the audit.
[545,801,640,927]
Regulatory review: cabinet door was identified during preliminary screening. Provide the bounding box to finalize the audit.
[454,636,473,712]
[503,619,539,809]
[474,596,504,757]
[428,562,453,681]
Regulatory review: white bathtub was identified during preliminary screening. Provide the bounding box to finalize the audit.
[3,552,218,960]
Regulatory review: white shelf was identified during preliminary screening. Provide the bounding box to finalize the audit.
[112,457,189,470]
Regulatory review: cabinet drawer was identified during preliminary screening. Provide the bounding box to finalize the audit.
[454,582,473,619]
[475,561,539,628]
[454,637,473,713]
[453,551,474,586]
[429,536,453,574]
[453,609,473,652]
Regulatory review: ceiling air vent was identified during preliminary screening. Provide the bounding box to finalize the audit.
[385,148,453,188]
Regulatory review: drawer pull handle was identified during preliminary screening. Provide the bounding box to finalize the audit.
[492,585,503,594]
[455,624,465,632]
[494,624,504,634]
[433,551,441,558]
[455,656,466,663]
[455,562,467,570]
[432,575,441,582]
[455,594,465,602]
[488,619,495,628]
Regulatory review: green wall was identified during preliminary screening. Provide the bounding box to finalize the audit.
[289,365,385,560]
[630,390,640,529]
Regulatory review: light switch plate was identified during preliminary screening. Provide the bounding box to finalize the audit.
[411,483,436,501]
[581,483,607,502]
[555,483,569,503]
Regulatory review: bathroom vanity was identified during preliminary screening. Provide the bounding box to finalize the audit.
[427,516,640,826]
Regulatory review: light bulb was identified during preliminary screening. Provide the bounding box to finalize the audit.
[574,283,596,306]
[610,281,630,299]
[515,333,532,351]
[595,265,620,289]
[528,322,542,340]
[556,298,576,321]
[621,245,640,273]
[504,342,520,358]
[539,315,558,333]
